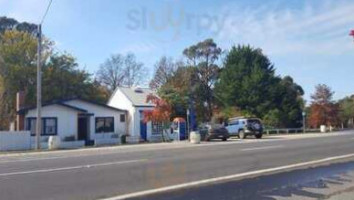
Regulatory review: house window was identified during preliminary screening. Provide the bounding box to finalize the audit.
[44,118,57,135]
[151,121,162,135]
[120,114,126,122]
[26,117,57,136]
[95,117,114,133]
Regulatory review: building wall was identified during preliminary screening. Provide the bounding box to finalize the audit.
[25,104,79,141]
[64,100,127,141]
[108,89,158,142]
[108,89,136,137]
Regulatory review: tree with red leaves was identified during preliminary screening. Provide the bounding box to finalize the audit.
[143,94,172,142]
[308,84,339,128]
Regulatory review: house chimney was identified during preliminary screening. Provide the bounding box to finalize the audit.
[16,91,25,131]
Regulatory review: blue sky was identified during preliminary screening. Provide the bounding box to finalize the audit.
[0,0,353,101]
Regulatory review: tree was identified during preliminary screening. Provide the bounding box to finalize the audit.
[0,16,37,35]
[0,18,111,129]
[123,53,146,87]
[215,45,276,115]
[143,94,172,142]
[276,76,305,127]
[0,30,39,128]
[0,17,51,130]
[310,84,334,105]
[149,56,179,89]
[338,95,354,128]
[158,66,195,119]
[308,84,339,128]
[96,54,125,93]
[214,45,304,128]
[96,53,146,93]
[42,53,108,103]
[182,38,222,122]
[263,109,282,128]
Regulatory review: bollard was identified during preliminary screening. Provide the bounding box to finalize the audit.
[48,136,60,150]
[320,125,326,133]
[190,131,201,144]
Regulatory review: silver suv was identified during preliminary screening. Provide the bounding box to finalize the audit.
[225,117,263,139]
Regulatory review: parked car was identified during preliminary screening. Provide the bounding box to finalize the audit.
[200,124,230,141]
[225,117,263,139]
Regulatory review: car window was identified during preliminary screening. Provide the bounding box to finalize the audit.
[229,120,239,125]
[247,119,261,124]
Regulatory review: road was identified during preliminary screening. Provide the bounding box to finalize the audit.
[1,130,354,200]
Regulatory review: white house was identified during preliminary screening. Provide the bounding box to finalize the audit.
[108,87,163,142]
[17,97,127,146]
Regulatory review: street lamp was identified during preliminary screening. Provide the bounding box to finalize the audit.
[302,111,306,133]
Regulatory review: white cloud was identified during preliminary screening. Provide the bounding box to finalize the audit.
[215,0,354,56]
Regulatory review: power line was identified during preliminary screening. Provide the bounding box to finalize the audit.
[40,0,53,25]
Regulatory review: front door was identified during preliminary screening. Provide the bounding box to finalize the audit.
[139,111,147,141]
[140,121,147,141]
[78,117,88,141]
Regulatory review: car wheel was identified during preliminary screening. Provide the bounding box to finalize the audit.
[255,134,263,139]
[222,137,227,141]
[239,130,246,139]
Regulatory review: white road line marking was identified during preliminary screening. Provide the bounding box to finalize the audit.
[0,142,278,163]
[0,153,121,164]
[241,145,284,152]
[100,153,354,200]
[0,159,146,177]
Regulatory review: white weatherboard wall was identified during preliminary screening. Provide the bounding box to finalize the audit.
[26,104,79,141]
[108,89,136,136]
[65,100,126,144]
[0,131,31,151]
[108,89,158,142]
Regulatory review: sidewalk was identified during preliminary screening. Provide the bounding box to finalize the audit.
[0,130,351,158]
[0,140,192,158]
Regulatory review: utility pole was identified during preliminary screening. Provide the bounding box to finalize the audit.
[302,111,306,133]
[186,109,190,139]
[36,24,42,150]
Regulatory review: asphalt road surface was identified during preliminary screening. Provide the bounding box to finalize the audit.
[1,130,354,200]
